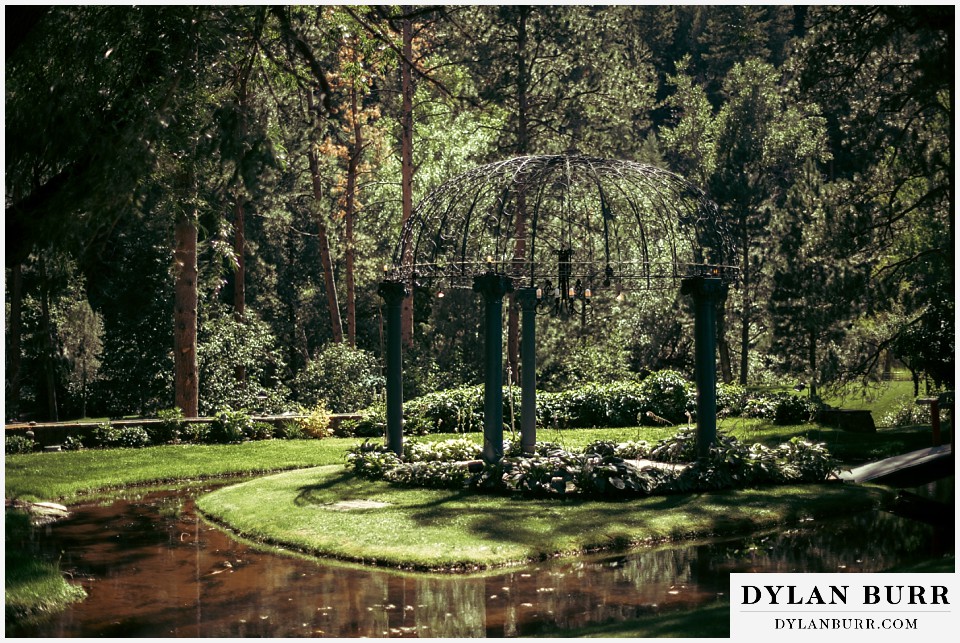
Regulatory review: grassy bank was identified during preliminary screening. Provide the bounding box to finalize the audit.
[196,464,891,571]
[1,422,926,628]
[4,438,356,502]
[5,422,938,502]
[5,511,86,624]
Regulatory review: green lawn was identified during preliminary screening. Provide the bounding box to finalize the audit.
[5,421,939,502]
[2,422,930,628]
[5,438,356,502]
[197,464,890,571]
[822,377,916,418]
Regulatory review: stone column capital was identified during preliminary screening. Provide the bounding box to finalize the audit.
[472,272,514,302]
[378,279,408,304]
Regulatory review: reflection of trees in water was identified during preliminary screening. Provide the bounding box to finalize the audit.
[706,512,941,574]
[415,576,486,637]
[16,492,949,638]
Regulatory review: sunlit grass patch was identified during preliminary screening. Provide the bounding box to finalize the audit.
[197,465,891,571]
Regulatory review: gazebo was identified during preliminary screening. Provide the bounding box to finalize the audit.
[379,154,737,462]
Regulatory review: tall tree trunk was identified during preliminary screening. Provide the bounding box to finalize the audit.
[399,8,415,347]
[507,7,530,382]
[738,216,750,386]
[233,200,247,383]
[7,263,24,418]
[233,66,250,383]
[39,257,58,421]
[307,146,344,344]
[173,212,199,417]
[233,201,246,320]
[344,78,363,348]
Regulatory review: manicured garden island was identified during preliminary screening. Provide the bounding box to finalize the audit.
[7,378,951,632]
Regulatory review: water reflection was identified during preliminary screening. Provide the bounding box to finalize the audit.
[7,483,953,638]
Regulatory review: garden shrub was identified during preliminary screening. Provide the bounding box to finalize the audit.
[542,382,648,428]
[209,408,254,444]
[775,438,839,482]
[716,382,747,416]
[649,426,700,463]
[403,437,481,462]
[150,407,184,444]
[292,343,384,413]
[89,421,121,448]
[339,404,386,438]
[6,435,35,455]
[344,431,840,499]
[403,385,485,434]
[62,435,84,451]
[878,397,928,428]
[360,371,831,438]
[636,370,696,424]
[583,439,650,459]
[743,395,777,419]
[772,393,818,425]
[275,421,306,440]
[345,440,402,478]
[499,451,583,495]
[384,460,475,488]
[251,422,275,440]
[577,456,669,496]
[178,422,210,444]
[116,426,151,449]
[294,404,332,439]
[742,392,817,425]
[86,422,151,449]
[198,307,290,415]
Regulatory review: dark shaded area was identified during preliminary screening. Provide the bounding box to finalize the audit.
[4,5,48,58]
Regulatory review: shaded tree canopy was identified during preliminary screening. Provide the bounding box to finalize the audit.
[5,5,953,420]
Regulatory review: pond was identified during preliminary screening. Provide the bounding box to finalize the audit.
[8,481,953,638]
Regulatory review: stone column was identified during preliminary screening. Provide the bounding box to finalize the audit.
[378,280,407,455]
[680,275,727,459]
[473,271,513,463]
[516,287,539,455]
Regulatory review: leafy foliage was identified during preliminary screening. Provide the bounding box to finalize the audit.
[150,407,184,445]
[293,404,332,439]
[292,343,385,413]
[343,374,829,440]
[86,422,152,449]
[338,404,387,438]
[4,5,951,423]
[6,435,36,455]
[197,307,289,415]
[743,392,819,425]
[209,408,255,444]
[878,397,929,428]
[344,429,840,498]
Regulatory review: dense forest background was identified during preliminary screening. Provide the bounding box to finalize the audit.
[4,5,953,421]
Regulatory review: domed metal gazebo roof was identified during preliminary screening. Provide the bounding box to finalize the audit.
[388,154,737,291]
